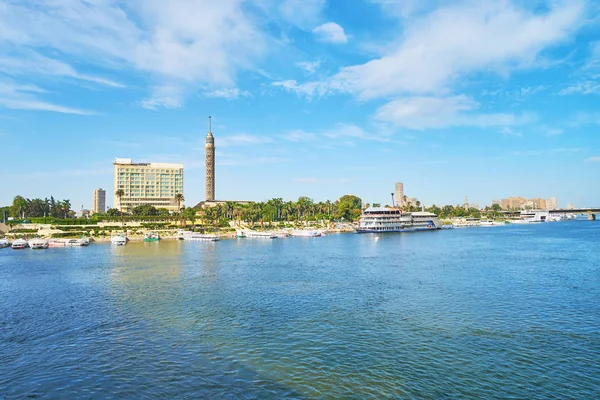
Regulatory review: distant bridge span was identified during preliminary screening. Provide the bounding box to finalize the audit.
[495,209,599,221]
[549,208,599,220]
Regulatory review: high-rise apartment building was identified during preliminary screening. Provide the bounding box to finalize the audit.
[93,188,106,213]
[113,158,184,212]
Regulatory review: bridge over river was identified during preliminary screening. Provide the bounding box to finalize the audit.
[549,208,599,220]
[497,208,599,220]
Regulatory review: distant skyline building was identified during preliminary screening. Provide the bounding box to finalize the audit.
[499,196,558,210]
[394,182,404,206]
[92,188,106,213]
[205,116,215,201]
[113,158,184,212]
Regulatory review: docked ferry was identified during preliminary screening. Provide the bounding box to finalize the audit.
[356,207,441,233]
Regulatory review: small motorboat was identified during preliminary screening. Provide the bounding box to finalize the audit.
[144,232,160,242]
[65,238,90,247]
[290,229,321,237]
[0,238,11,248]
[28,238,49,249]
[110,234,128,246]
[12,238,29,249]
[48,239,67,247]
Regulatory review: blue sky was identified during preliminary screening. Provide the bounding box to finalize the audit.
[1,0,599,210]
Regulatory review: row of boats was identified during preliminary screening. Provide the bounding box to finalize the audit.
[0,237,90,249]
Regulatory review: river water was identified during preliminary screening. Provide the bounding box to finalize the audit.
[1,221,599,399]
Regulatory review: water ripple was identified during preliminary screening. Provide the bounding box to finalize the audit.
[1,222,599,398]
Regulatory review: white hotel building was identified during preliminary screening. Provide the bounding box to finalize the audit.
[113,158,184,213]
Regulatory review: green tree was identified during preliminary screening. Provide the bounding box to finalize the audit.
[62,199,71,219]
[115,189,125,224]
[10,196,28,218]
[157,208,170,217]
[183,207,197,227]
[335,194,362,221]
[132,204,159,216]
[174,193,185,226]
[106,208,120,217]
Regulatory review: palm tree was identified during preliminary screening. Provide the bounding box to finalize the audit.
[62,199,71,219]
[174,193,184,226]
[115,189,125,224]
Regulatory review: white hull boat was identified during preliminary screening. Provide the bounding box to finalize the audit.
[28,239,49,249]
[291,229,322,237]
[237,230,277,239]
[66,238,90,246]
[110,234,128,246]
[12,239,29,249]
[183,233,220,242]
[0,239,11,248]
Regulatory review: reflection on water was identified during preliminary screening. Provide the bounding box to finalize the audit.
[1,222,600,398]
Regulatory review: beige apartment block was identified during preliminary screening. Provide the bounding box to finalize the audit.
[113,158,184,212]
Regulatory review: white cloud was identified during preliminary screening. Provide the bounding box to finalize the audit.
[0,80,93,115]
[203,88,251,100]
[374,95,534,130]
[296,61,321,74]
[293,177,350,183]
[219,133,273,147]
[272,80,327,99]
[0,50,124,88]
[559,81,600,95]
[278,0,325,30]
[519,85,547,97]
[0,0,268,109]
[283,130,317,142]
[141,85,184,110]
[312,22,348,44]
[323,123,392,142]
[511,148,585,157]
[585,156,600,162]
[280,1,584,100]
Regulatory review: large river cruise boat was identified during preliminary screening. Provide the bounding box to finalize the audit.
[357,207,441,233]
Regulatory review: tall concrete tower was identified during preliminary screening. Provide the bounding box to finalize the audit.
[205,116,215,201]
[395,182,404,206]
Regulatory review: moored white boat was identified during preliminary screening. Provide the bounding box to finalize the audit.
[237,230,277,239]
[65,238,90,246]
[110,234,128,246]
[0,238,11,248]
[144,232,160,242]
[356,207,441,233]
[183,233,220,242]
[48,239,67,247]
[12,238,29,249]
[513,210,549,224]
[291,229,321,237]
[28,238,49,249]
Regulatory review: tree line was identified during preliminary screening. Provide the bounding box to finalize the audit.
[3,193,506,225]
[5,196,73,219]
[96,194,364,225]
